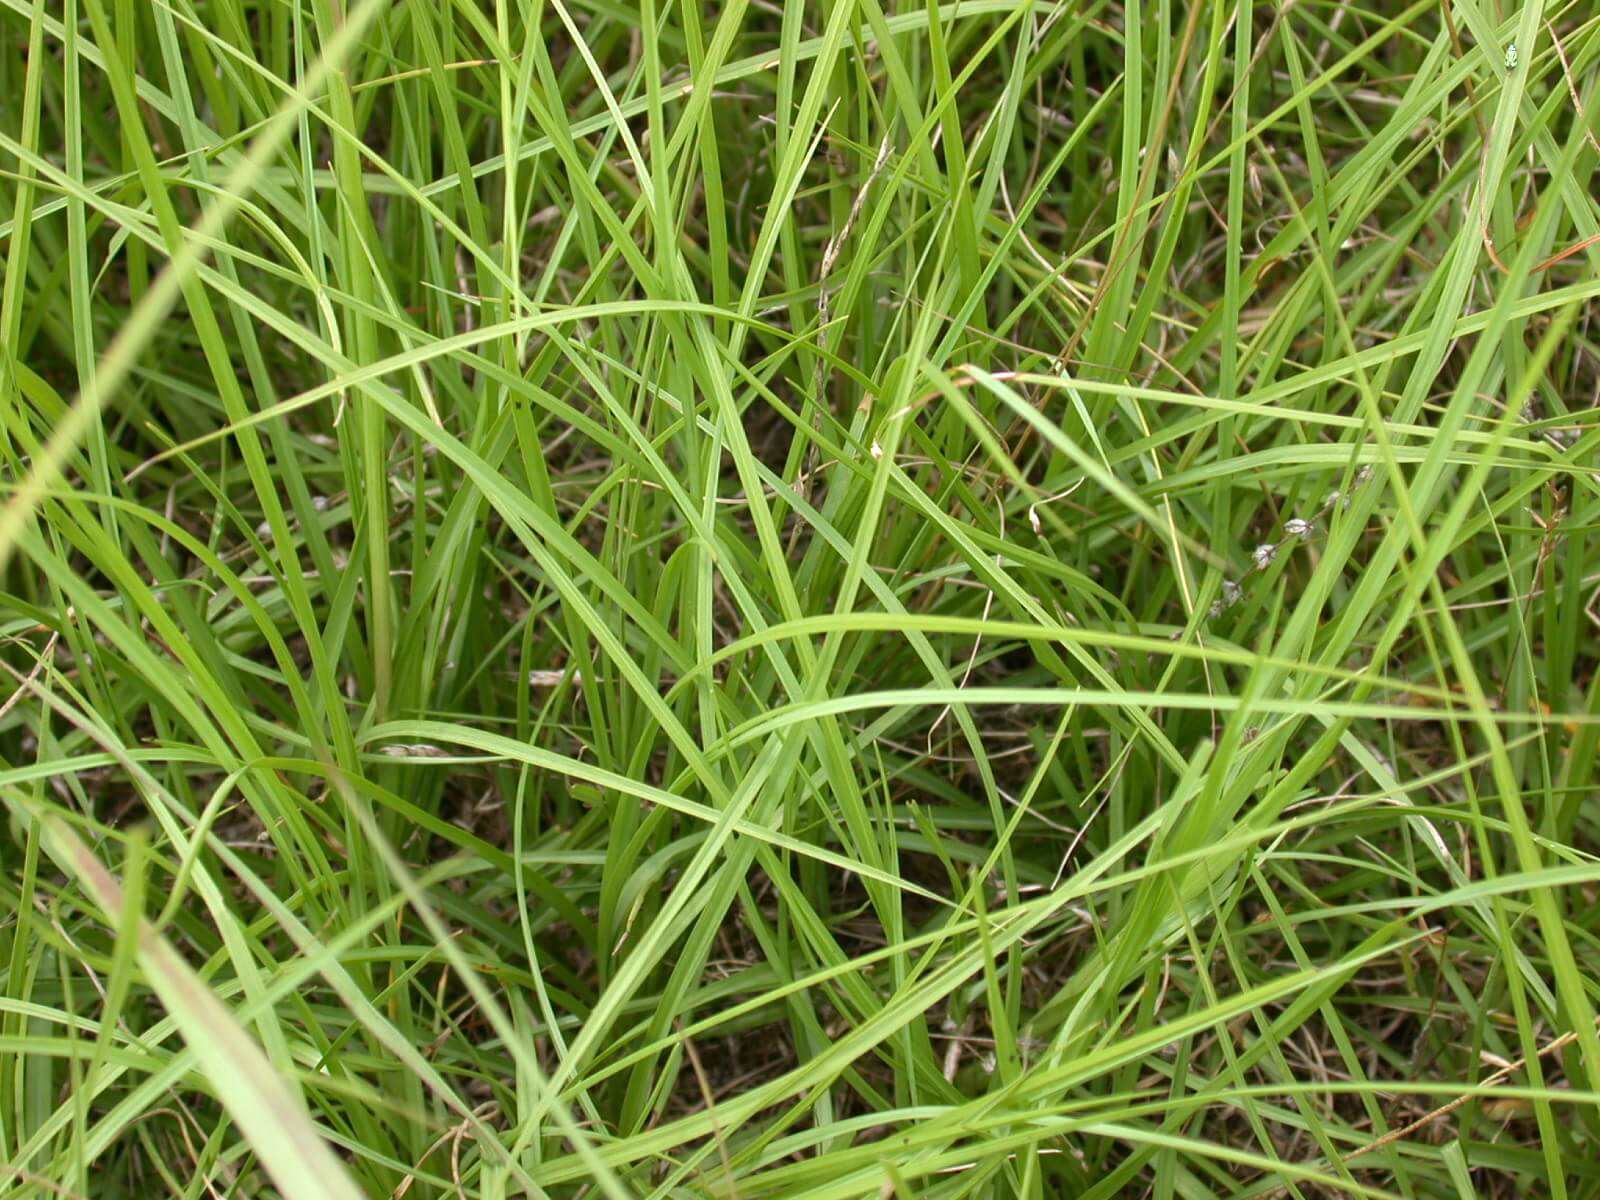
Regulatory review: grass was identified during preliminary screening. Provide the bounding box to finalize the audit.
[2,0,1600,1195]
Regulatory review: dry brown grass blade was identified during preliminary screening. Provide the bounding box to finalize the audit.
[1343,1015,1599,1164]
[42,820,366,1200]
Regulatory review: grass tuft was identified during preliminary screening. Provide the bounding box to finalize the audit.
[2,1,1600,1196]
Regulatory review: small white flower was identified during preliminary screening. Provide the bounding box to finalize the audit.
[380,743,449,758]
[1209,578,1245,619]
[1028,505,1042,535]
[1252,543,1279,571]
[869,440,883,460]
[1284,518,1310,537]
[529,669,579,686]
[1505,42,1518,70]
